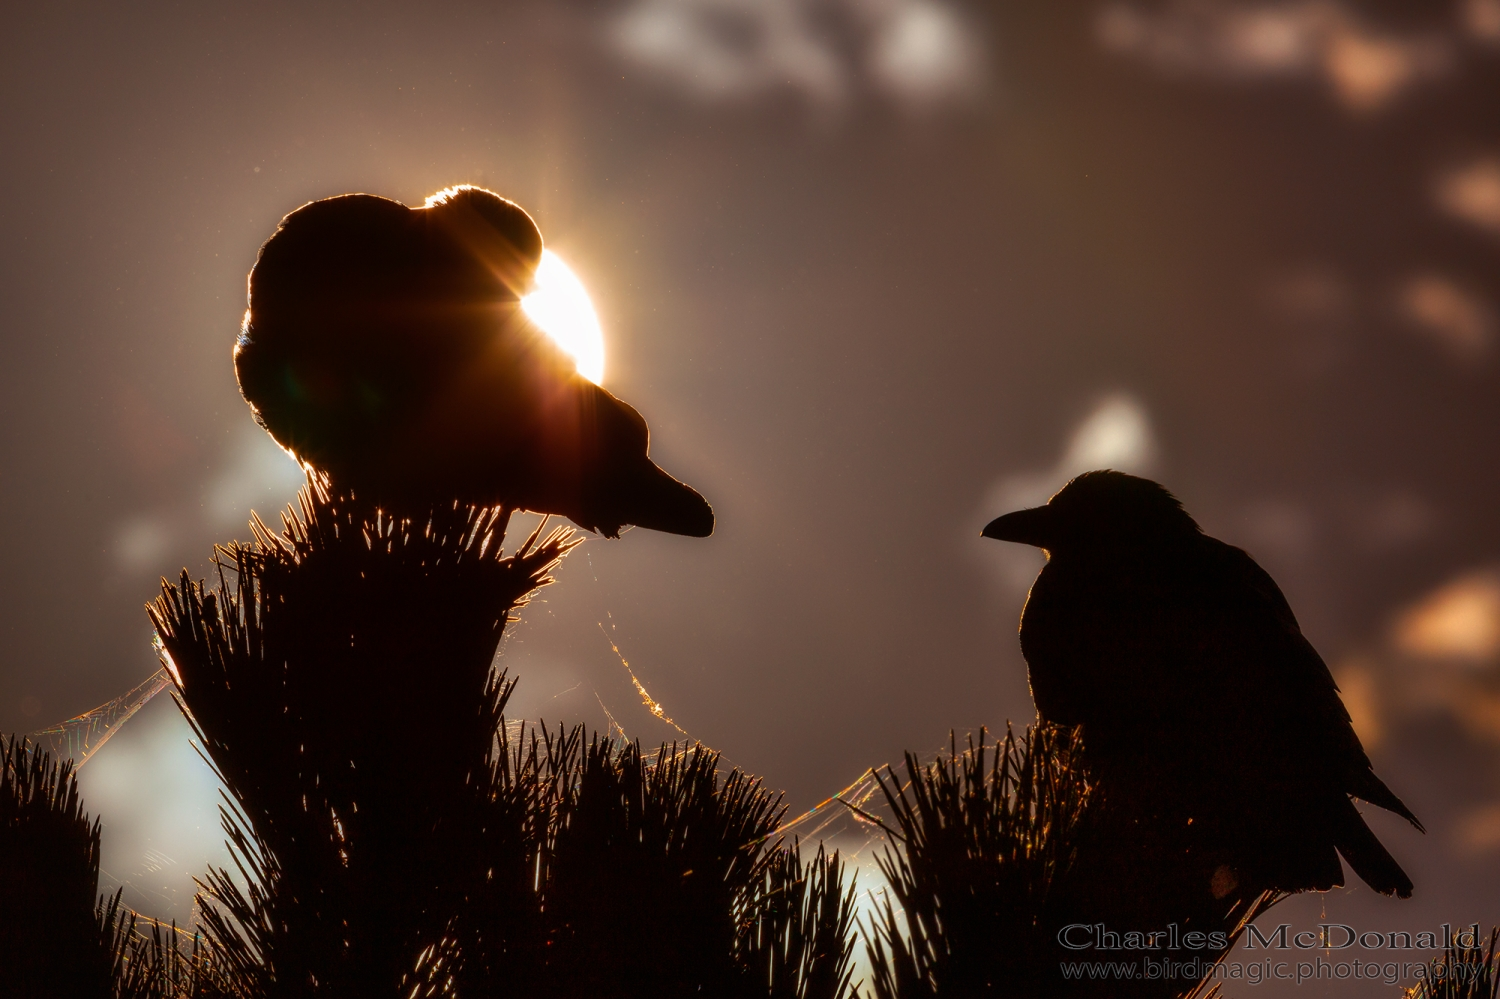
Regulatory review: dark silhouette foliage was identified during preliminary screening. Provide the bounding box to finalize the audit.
[536,731,782,993]
[102,897,224,999]
[146,478,858,998]
[1406,927,1500,999]
[1,735,113,995]
[862,724,1285,999]
[1,736,220,998]
[864,726,1092,998]
[150,482,573,997]
[983,469,1421,898]
[739,841,859,999]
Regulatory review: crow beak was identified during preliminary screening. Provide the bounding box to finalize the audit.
[618,462,715,538]
[981,506,1053,548]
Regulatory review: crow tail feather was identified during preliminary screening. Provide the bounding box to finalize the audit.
[1333,795,1414,899]
[1347,768,1424,832]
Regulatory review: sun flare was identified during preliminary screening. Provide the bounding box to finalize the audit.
[522,250,606,384]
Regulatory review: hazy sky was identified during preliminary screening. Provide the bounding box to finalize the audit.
[5,2,1500,993]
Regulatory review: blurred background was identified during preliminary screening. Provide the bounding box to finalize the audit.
[3,1,1499,993]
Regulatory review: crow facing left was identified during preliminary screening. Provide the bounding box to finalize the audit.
[983,470,1423,899]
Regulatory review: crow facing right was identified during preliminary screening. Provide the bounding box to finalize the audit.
[983,470,1422,898]
[234,186,713,539]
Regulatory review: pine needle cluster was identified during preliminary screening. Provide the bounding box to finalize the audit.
[862,724,1287,998]
[864,725,1090,996]
[1,737,219,996]
[1407,927,1500,999]
[139,479,857,998]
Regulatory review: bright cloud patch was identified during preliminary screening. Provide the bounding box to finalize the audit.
[610,0,986,110]
[976,393,1158,591]
[1397,273,1494,360]
[1095,0,1451,114]
[1393,569,1500,664]
[1435,158,1500,236]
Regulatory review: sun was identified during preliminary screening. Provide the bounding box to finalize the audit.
[521,250,606,384]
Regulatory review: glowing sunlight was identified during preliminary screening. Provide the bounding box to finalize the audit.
[522,250,606,384]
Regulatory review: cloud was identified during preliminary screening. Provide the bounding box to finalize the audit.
[1095,0,1452,114]
[1464,0,1500,46]
[1056,394,1158,474]
[976,393,1157,591]
[1435,157,1500,237]
[984,393,1158,517]
[609,0,986,110]
[1392,567,1500,665]
[203,425,308,531]
[113,425,305,573]
[1396,273,1494,360]
[114,516,175,574]
[1262,265,1493,365]
[1457,803,1500,853]
[612,0,847,105]
[1331,657,1382,749]
[75,699,232,925]
[855,0,987,106]
[1232,488,1433,567]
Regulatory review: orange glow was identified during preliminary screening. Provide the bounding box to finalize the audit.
[522,251,606,384]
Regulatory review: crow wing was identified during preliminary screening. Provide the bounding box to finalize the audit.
[1019,537,1419,829]
[1199,539,1421,829]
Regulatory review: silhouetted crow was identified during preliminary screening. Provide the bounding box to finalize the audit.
[982,470,1422,898]
[234,186,713,538]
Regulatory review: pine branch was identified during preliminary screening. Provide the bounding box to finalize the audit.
[738,841,860,999]
[863,725,1091,998]
[1407,927,1500,999]
[1,735,112,995]
[149,478,576,996]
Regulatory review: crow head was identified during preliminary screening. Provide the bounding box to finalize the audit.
[234,186,713,538]
[981,470,1199,556]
